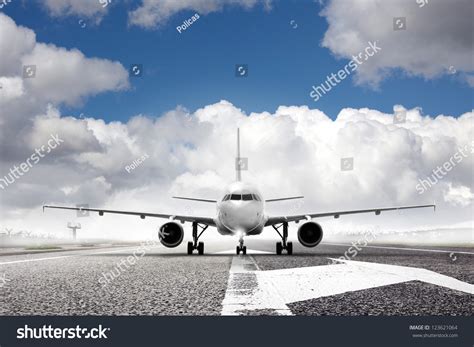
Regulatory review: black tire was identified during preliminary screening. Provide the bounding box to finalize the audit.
[236,246,240,255]
[276,242,282,255]
[187,241,193,255]
[286,242,293,255]
[197,242,204,255]
[242,246,247,255]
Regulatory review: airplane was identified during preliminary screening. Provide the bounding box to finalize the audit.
[43,129,435,255]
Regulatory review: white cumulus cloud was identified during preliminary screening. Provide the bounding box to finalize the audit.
[1,99,473,240]
[39,0,111,23]
[0,13,129,162]
[128,0,271,28]
[320,0,474,87]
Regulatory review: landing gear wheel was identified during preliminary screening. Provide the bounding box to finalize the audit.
[197,242,204,255]
[188,222,208,255]
[276,242,282,255]
[236,235,246,255]
[286,242,293,255]
[274,222,293,255]
[236,245,246,255]
[187,241,193,255]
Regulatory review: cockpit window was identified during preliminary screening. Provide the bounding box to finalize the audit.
[242,194,253,201]
[230,194,241,200]
[227,193,259,201]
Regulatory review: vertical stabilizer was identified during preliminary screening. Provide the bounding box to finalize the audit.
[236,128,241,181]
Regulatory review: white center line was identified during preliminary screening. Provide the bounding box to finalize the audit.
[221,255,292,316]
[0,246,161,266]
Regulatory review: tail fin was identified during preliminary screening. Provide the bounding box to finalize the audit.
[236,128,242,181]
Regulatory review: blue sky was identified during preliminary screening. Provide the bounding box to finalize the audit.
[1,0,472,234]
[4,0,473,122]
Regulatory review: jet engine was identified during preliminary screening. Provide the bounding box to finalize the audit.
[158,222,184,248]
[297,222,323,247]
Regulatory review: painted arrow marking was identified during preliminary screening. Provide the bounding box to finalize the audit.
[221,256,474,315]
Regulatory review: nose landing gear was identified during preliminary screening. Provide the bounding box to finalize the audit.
[272,222,293,255]
[236,235,247,255]
[187,222,208,255]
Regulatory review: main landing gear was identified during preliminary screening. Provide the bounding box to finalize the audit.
[236,235,247,255]
[272,222,293,255]
[187,222,208,255]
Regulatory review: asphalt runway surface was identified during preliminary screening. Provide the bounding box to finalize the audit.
[0,239,472,316]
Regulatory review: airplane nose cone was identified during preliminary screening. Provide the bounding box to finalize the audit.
[223,202,261,233]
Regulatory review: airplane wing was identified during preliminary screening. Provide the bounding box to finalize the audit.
[172,196,217,203]
[265,204,435,226]
[265,196,304,203]
[43,205,216,226]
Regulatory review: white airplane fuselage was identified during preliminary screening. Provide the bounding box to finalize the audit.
[215,181,266,236]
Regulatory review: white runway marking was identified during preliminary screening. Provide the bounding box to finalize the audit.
[323,243,474,255]
[0,246,161,266]
[267,258,474,304]
[0,255,74,265]
[221,255,292,315]
[213,249,272,254]
[221,256,474,315]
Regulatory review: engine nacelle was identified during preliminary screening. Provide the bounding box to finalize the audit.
[158,222,184,248]
[297,222,323,247]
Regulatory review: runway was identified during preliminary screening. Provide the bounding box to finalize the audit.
[0,240,472,316]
